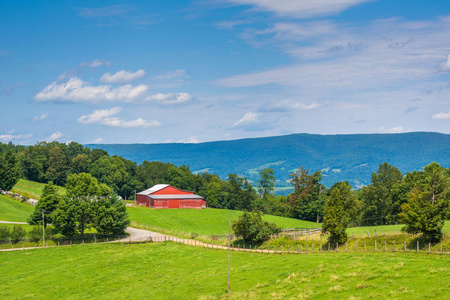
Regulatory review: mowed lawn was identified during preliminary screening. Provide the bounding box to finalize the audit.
[1,242,450,299]
[0,195,33,222]
[13,179,66,200]
[127,207,320,235]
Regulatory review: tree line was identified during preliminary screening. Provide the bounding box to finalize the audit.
[1,141,449,242]
[0,141,256,211]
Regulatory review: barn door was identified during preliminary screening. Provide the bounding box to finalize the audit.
[168,199,180,208]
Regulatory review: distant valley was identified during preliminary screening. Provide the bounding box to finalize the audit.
[88,132,450,194]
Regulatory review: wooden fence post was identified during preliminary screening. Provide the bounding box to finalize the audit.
[355,242,357,252]
[375,240,377,252]
[384,240,386,252]
[441,243,443,255]
[417,241,419,253]
[428,242,431,255]
[393,242,395,252]
[404,241,406,252]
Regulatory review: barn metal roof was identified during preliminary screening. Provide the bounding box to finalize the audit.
[147,194,204,200]
[137,184,169,195]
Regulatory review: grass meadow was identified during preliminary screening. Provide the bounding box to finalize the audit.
[0,194,33,222]
[127,207,320,235]
[1,242,449,299]
[12,179,66,200]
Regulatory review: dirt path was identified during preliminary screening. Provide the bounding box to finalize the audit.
[0,221,27,224]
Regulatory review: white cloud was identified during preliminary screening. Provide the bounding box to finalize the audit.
[32,112,49,121]
[78,107,122,124]
[259,99,320,112]
[145,92,192,105]
[176,136,200,143]
[100,69,146,83]
[432,112,450,119]
[232,112,261,127]
[80,59,111,68]
[35,77,148,103]
[0,133,33,142]
[439,54,450,71]
[227,0,372,18]
[378,126,404,133]
[91,138,104,143]
[293,102,320,110]
[156,69,188,80]
[78,107,161,128]
[47,132,64,141]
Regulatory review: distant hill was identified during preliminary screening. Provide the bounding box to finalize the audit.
[87,132,450,192]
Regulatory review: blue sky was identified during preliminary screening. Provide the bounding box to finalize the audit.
[2,0,450,144]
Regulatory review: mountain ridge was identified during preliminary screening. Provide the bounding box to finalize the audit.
[87,132,450,191]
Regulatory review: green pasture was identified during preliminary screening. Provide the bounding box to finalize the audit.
[12,179,66,200]
[0,195,34,222]
[1,242,450,299]
[127,207,320,235]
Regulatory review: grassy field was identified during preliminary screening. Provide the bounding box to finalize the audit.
[0,195,34,222]
[12,179,66,200]
[128,207,320,235]
[1,242,449,299]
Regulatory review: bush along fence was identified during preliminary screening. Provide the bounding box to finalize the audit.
[0,226,127,250]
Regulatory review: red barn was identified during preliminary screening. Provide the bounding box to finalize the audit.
[136,184,206,209]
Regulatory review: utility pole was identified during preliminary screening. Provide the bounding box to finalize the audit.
[134,189,137,205]
[228,213,231,294]
[42,210,45,248]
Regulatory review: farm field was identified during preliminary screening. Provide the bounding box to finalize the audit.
[127,206,320,235]
[1,242,450,299]
[0,195,33,222]
[12,179,66,200]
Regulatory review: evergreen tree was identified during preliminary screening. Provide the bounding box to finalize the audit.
[92,195,130,235]
[322,182,357,245]
[399,162,450,242]
[289,167,325,222]
[28,182,60,227]
[257,168,275,198]
[360,162,403,225]
[0,150,21,191]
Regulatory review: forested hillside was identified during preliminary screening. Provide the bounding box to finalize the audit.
[89,132,450,189]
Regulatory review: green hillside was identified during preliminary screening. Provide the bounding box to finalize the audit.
[0,195,33,222]
[128,207,319,235]
[13,179,66,200]
[1,243,450,299]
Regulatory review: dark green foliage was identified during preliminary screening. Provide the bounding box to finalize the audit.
[0,150,21,191]
[10,225,26,241]
[92,196,130,234]
[52,172,128,237]
[360,162,403,225]
[322,182,357,245]
[289,167,326,222]
[65,173,111,198]
[0,226,10,241]
[257,168,275,198]
[28,226,42,242]
[399,162,450,242]
[28,182,60,227]
[46,146,69,186]
[232,211,281,243]
[227,174,256,211]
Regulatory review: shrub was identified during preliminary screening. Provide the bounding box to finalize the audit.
[232,211,281,243]
[0,226,10,241]
[28,226,42,242]
[10,225,26,241]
